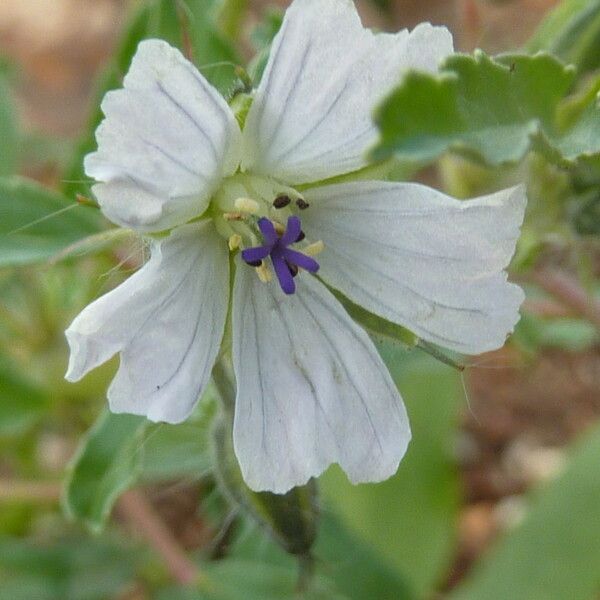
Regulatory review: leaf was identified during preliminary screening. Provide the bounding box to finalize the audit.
[0,74,19,176]
[0,360,48,436]
[182,0,244,100]
[0,536,139,600]
[514,313,598,353]
[0,176,101,267]
[157,564,345,600]
[228,513,413,600]
[247,7,283,84]
[449,422,600,600]
[528,0,600,74]
[321,347,461,597]
[548,88,600,161]
[315,516,415,600]
[140,396,217,481]
[63,411,147,532]
[372,51,597,167]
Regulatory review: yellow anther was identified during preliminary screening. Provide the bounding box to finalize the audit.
[223,212,245,221]
[228,234,242,251]
[303,240,325,256]
[273,221,286,236]
[234,197,260,214]
[256,262,272,283]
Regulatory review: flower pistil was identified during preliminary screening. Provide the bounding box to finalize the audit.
[241,216,320,294]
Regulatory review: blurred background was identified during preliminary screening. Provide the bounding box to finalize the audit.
[2,0,600,599]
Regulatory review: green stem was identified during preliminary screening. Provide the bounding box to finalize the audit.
[211,356,236,414]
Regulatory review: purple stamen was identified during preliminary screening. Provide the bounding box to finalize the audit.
[241,216,320,295]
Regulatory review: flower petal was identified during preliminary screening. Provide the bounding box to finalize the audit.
[301,181,526,354]
[65,221,229,423]
[241,0,452,184]
[86,39,242,232]
[232,263,410,493]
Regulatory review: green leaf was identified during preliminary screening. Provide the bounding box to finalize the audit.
[0,75,19,176]
[228,513,413,600]
[373,51,585,167]
[0,536,139,600]
[157,565,345,600]
[528,0,600,74]
[190,21,242,98]
[247,7,283,85]
[0,360,48,436]
[514,313,598,353]
[140,397,217,481]
[449,422,600,600]
[548,89,600,161]
[63,411,147,532]
[315,516,415,600]
[0,176,101,267]
[322,347,461,596]
[149,0,243,97]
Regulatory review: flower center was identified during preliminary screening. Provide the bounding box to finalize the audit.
[210,174,324,294]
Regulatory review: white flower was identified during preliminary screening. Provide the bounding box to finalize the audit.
[65,0,526,493]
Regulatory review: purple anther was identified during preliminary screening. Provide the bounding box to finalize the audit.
[241,216,320,295]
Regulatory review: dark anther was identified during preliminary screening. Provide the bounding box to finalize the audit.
[246,259,263,267]
[273,194,292,209]
[286,261,299,277]
[296,198,310,210]
[296,230,306,242]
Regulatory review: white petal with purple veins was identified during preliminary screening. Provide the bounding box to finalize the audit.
[86,39,242,232]
[241,0,452,184]
[301,181,526,354]
[232,263,410,493]
[65,221,229,423]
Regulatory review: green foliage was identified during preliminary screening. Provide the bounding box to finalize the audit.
[528,0,600,73]
[315,516,414,600]
[140,397,216,481]
[64,393,219,532]
[228,513,414,600]
[514,313,598,352]
[322,347,461,597]
[195,560,344,599]
[0,74,19,176]
[373,51,600,168]
[248,7,283,84]
[63,411,146,532]
[0,360,48,436]
[0,536,139,600]
[450,423,600,600]
[0,176,101,267]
